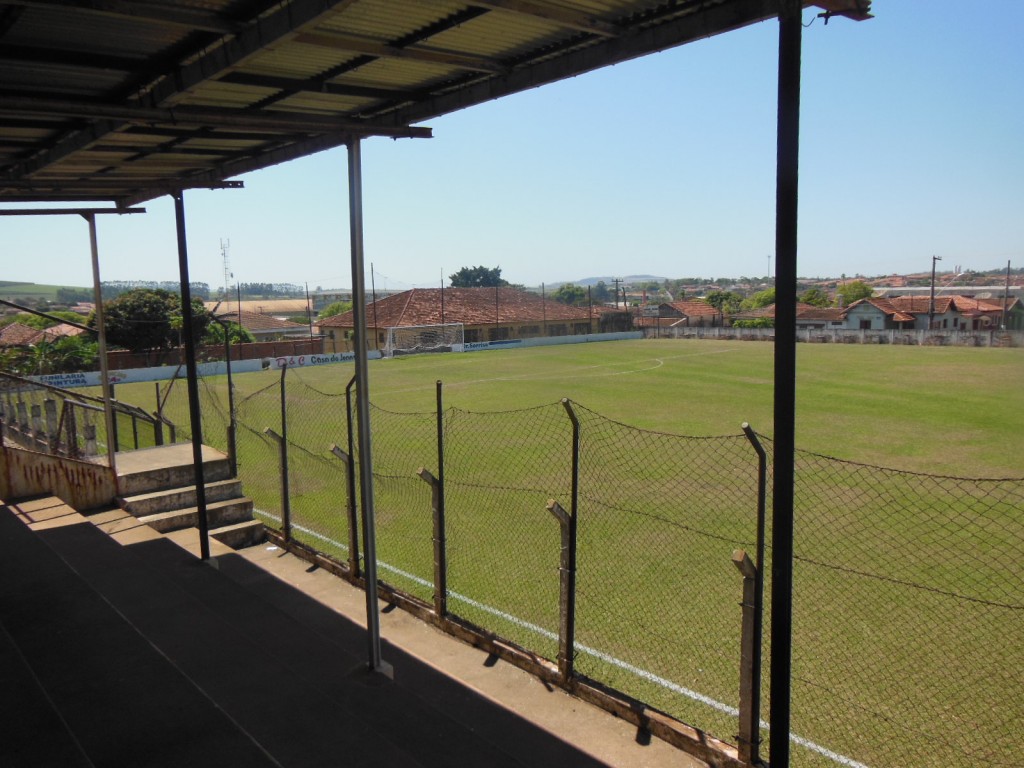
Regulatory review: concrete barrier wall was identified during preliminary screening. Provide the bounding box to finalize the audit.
[0,443,116,510]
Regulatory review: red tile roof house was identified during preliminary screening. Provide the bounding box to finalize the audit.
[887,295,1007,331]
[316,288,596,351]
[727,302,838,328]
[0,322,86,348]
[218,310,311,341]
[841,298,917,331]
[657,299,725,327]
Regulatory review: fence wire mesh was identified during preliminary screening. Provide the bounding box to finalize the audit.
[572,404,761,747]
[444,403,571,661]
[788,450,1024,768]
[103,365,1022,768]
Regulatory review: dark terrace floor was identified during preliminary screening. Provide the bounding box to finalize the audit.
[0,496,705,768]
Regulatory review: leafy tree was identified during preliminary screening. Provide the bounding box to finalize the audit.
[91,288,210,353]
[704,290,744,314]
[740,287,776,311]
[551,284,587,306]
[318,300,352,319]
[204,321,256,345]
[732,317,774,329]
[448,266,508,288]
[836,280,874,306]
[591,281,611,303]
[799,287,832,307]
[4,310,85,330]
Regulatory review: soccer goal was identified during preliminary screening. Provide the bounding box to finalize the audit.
[383,323,465,357]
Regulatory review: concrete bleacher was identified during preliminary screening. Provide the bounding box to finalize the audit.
[0,496,704,768]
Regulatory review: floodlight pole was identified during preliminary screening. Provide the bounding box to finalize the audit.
[347,138,389,676]
[771,2,802,766]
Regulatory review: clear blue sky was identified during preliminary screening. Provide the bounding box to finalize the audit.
[2,1,1021,293]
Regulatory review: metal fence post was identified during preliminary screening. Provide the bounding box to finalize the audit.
[418,467,446,618]
[265,426,291,541]
[741,423,767,766]
[547,499,577,683]
[732,549,761,766]
[329,443,360,578]
[344,375,360,577]
[64,402,78,458]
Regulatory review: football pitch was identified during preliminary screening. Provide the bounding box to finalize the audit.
[109,338,1023,768]
[215,338,1023,478]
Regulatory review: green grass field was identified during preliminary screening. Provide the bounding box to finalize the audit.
[104,338,1023,768]
[0,281,84,303]
[203,338,1022,476]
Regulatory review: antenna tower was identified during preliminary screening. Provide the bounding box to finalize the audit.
[220,238,232,302]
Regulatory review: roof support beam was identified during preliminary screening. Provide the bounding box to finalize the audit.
[7,0,246,35]
[468,0,619,37]
[142,0,364,108]
[770,1,802,766]
[0,95,432,137]
[293,30,506,74]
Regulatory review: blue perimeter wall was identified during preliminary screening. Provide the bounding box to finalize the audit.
[31,332,644,389]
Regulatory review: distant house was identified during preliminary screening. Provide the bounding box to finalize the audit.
[728,302,839,328]
[0,322,86,348]
[217,310,310,341]
[887,295,1007,331]
[842,298,916,330]
[656,299,723,327]
[317,287,596,346]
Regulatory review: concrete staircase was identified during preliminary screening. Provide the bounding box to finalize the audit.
[115,444,264,550]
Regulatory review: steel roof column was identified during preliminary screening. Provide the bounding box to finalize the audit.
[83,213,118,481]
[172,191,211,561]
[771,2,802,766]
[347,139,389,676]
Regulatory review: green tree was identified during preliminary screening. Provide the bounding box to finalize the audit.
[551,284,587,306]
[740,287,776,311]
[591,281,611,303]
[799,287,832,307]
[704,290,744,314]
[836,280,873,306]
[448,266,508,288]
[92,288,210,353]
[318,300,352,319]
[204,321,256,345]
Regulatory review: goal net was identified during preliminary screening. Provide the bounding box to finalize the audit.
[383,323,465,357]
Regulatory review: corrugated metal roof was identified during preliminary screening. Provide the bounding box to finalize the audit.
[0,0,870,207]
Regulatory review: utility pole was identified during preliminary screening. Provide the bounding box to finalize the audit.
[1001,260,1011,330]
[612,278,623,308]
[929,255,942,330]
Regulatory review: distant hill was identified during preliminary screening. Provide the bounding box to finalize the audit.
[574,275,665,287]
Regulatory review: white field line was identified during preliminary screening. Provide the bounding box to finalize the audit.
[254,512,869,768]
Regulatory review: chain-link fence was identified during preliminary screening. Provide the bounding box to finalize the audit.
[146,364,1021,768]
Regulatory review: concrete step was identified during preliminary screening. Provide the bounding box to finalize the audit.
[209,519,266,550]
[116,445,233,496]
[137,497,254,534]
[119,478,243,517]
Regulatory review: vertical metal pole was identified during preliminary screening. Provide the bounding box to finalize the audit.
[173,191,211,561]
[279,365,291,541]
[435,380,447,616]
[83,214,118,480]
[772,3,801,766]
[1001,260,1011,330]
[344,375,360,578]
[742,423,767,763]
[347,139,388,675]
